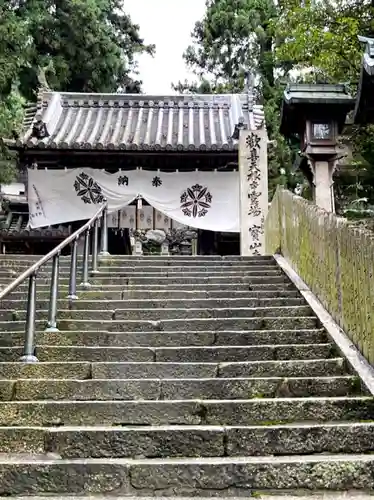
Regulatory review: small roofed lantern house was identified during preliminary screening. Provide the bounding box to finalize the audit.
[354,36,374,125]
[280,84,355,212]
[4,85,268,256]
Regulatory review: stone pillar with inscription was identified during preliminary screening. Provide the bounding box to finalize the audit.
[238,126,268,256]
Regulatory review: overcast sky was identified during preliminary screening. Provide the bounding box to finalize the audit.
[122,0,207,94]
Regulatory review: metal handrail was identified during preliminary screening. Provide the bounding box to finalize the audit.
[0,202,110,363]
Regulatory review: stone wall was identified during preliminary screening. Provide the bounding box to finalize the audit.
[265,187,374,364]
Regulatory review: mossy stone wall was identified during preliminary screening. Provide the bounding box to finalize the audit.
[265,188,374,364]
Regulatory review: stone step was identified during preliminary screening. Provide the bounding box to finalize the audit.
[0,275,292,286]
[0,297,306,312]
[2,264,280,275]
[2,280,295,297]
[0,306,314,322]
[0,253,371,497]
[2,422,374,458]
[0,255,275,261]
[0,343,335,363]
[0,397,372,426]
[0,358,347,380]
[0,316,320,333]
[0,454,374,494]
[0,329,328,348]
[3,282,297,293]
[113,306,313,321]
[0,269,285,280]
[95,358,348,379]
[0,256,276,262]
[4,376,361,402]
[0,261,278,273]
[0,264,282,277]
[217,358,349,378]
[3,289,302,301]
[8,494,363,499]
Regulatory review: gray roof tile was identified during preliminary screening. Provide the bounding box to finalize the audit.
[0,211,69,239]
[18,91,264,152]
[354,37,374,124]
[284,84,354,105]
[359,36,374,76]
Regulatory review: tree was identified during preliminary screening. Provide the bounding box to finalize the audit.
[180,0,374,207]
[16,0,155,98]
[0,3,30,97]
[0,3,30,183]
[0,0,154,183]
[273,0,374,209]
[183,0,277,88]
[273,0,372,85]
[176,0,299,198]
[0,90,25,184]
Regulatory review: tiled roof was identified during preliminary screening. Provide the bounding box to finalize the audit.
[359,36,374,76]
[0,210,70,240]
[283,84,354,105]
[354,36,374,124]
[16,91,265,152]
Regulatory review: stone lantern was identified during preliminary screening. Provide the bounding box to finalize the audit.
[280,84,355,212]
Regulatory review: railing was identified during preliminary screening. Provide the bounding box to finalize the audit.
[265,187,374,364]
[0,202,109,363]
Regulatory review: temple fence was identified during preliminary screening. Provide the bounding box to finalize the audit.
[265,187,374,364]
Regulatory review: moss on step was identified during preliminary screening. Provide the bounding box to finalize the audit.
[11,310,20,321]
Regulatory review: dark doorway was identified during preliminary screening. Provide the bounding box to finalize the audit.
[197,230,240,256]
[107,229,131,255]
[71,221,132,255]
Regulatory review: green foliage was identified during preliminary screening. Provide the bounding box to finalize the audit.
[0,4,30,96]
[0,2,30,184]
[175,0,299,197]
[178,0,374,206]
[184,0,277,85]
[273,0,374,210]
[16,0,154,97]
[0,90,25,184]
[273,0,369,85]
[0,0,154,184]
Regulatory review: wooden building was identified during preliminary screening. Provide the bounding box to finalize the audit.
[0,175,70,254]
[4,88,264,255]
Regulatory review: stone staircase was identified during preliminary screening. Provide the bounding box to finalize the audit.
[0,254,373,496]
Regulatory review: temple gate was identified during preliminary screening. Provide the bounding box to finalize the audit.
[3,89,268,255]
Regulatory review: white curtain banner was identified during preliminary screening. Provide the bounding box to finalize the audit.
[28,168,240,232]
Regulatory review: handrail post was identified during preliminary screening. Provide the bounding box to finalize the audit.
[68,239,78,300]
[81,228,91,289]
[91,219,99,274]
[20,273,38,363]
[99,203,110,257]
[45,254,60,332]
[0,205,108,364]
